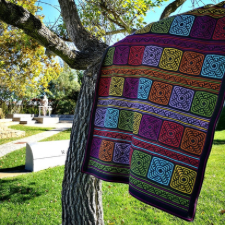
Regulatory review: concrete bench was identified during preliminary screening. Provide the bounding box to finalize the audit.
[25,140,70,172]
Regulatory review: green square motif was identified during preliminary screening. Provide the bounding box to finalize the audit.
[191,91,218,118]
[118,110,134,132]
[131,150,152,177]
[103,47,115,66]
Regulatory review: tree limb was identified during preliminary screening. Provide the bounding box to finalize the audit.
[0,0,97,70]
[160,0,187,20]
[58,0,107,52]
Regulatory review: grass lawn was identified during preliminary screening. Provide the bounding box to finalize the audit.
[0,129,224,224]
[0,125,53,145]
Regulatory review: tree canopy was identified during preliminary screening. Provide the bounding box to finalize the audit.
[0,0,61,97]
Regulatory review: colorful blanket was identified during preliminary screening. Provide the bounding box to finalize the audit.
[82,2,225,221]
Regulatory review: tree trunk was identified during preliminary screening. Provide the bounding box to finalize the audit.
[62,61,104,225]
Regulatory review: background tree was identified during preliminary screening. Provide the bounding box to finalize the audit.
[0,0,61,98]
[48,63,81,114]
[0,0,221,224]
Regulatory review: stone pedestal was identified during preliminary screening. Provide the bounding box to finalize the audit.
[33,116,59,124]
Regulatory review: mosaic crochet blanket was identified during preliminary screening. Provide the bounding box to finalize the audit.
[82,2,225,221]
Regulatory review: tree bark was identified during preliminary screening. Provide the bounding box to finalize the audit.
[62,62,104,225]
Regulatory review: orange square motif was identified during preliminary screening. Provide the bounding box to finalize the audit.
[149,81,173,105]
[180,128,206,155]
[99,140,115,162]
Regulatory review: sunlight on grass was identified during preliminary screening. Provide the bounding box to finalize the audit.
[0,129,224,224]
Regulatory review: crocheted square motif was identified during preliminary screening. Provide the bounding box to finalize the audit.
[118,110,134,132]
[123,78,139,99]
[99,140,115,162]
[131,150,152,177]
[158,121,184,148]
[142,46,163,67]
[98,78,111,96]
[128,46,145,65]
[104,108,120,128]
[90,138,102,158]
[179,51,205,76]
[113,46,130,64]
[109,77,125,96]
[181,128,207,155]
[103,47,115,66]
[169,15,195,36]
[147,157,174,186]
[137,78,152,100]
[94,108,107,127]
[113,143,131,165]
[139,115,163,141]
[170,165,197,194]
[159,48,183,71]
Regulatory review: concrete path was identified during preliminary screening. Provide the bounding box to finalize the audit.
[0,123,72,158]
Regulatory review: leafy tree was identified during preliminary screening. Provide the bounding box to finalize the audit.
[0,0,61,97]
[48,63,81,114]
[0,0,219,224]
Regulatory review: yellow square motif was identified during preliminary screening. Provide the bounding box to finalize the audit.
[109,77,125,96]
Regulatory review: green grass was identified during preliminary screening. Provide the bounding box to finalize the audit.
[0,129,224,224]
[0,125,53,145]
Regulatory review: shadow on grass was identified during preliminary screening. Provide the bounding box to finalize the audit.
[0,178,44,202]
[0,165,26,172]
[213,140,225,145]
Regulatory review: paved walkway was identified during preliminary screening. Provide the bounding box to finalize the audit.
[0,123,72,158]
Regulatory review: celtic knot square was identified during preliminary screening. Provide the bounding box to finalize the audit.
[94,108,107,127]
[159,121,184,148]
[151,17,175,33]
[170,165,197,194]
[139,115,163,141]
[159,48,183,71]
[169,86,195,111]
[147,157,174,186]
[123,78,139,99]
[142,46,163,67]
[109,77,125,96]
[103,47,115,66]
[201,54,225,79]
[213,17,225,40]
[99,140,115,162]
[128,46,145,65]
[118,110,134,132]
[169,15,195,36]
[181,128,207,155]
[113,46,130,64]
[149,81,173,105]
[191,91,217,118]
[179,51,205,75]
[138,78,152,100]
[190,16,217,39]
[113,143,131,164]
[104,108,120,128]
[133,112,142,134]
[98,78,111,96]
[131,150,152,177]
[90,138,102,158]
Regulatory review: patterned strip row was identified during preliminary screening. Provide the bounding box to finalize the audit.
[97,97,209,130]
[101,66,220,93]
[130,175,190,208]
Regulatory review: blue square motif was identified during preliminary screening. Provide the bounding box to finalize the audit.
[201,55,225,79]
[138,78,152,100]
[104,108,120,128]
[169,15,195,36]
[147,157,174,186]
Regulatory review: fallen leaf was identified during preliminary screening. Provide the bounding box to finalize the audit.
[121,219,125,224]
[17,213,20,216]
[220,209,225,214]
[108,185,111,188]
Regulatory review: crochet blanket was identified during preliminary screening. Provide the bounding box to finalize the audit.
[82,2,225,221]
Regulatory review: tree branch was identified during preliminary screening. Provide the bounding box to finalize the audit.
[58,0,107,52]
[0,0,97,70]
[160,0,187,20]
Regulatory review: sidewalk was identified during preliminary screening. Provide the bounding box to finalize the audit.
[0,123,72,158]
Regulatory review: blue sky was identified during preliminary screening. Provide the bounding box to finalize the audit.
[37,0,224,25]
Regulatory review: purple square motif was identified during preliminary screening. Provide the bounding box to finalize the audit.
[113,143,131,164]
[169,86,194,111]
[94,108,107,127]
[113,46,130,65]
[142,46,163,67]
[190,16,217,39]
[90,138,102,158]
[123,78,139,99]
[139,115,163,140]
